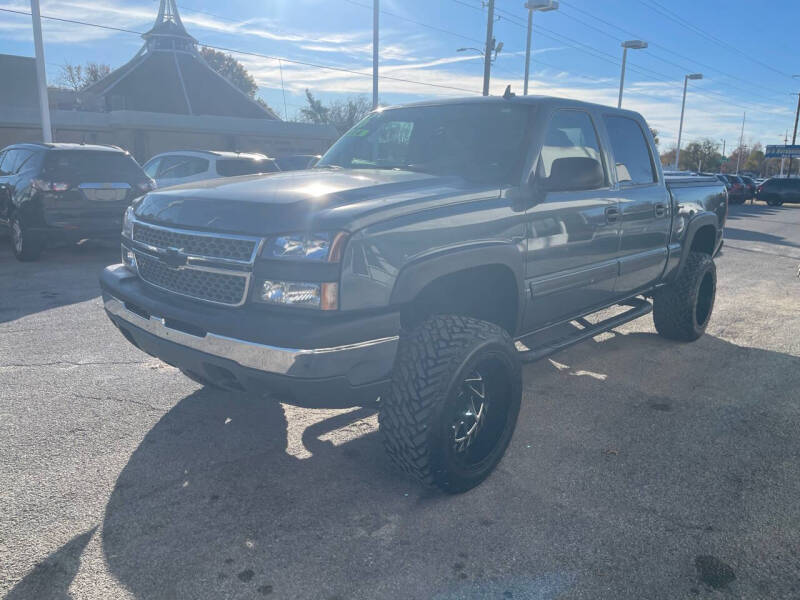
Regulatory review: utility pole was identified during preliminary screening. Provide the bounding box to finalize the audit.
[721,139,726,159]
[735,112,746,175]
[780,130,787,177]
[372,0,379,109]
[482,0,495,96]
[30,0,52,143]
[788,93,800,178]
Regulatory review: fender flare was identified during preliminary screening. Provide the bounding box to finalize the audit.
[389,242,526,329]
[674,212,720,279]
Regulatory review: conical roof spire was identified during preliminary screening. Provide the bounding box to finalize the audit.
[142,0,197,50]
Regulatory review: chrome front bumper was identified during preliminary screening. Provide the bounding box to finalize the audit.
[104,294,399,381]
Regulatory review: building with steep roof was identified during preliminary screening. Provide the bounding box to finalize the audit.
[83,0,278,119]
[0,2,338,160]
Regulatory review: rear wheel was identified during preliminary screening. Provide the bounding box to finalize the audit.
[653,251,716,342]
[380,315,522,493]
[10,213,44,261]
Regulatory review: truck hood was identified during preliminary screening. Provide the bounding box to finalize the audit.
[133,169,496,235]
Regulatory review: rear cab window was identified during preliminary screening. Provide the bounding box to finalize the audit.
[216,158,279,177]
[603,115,657,185]
[156,155,209,179]
[43,150,145,182]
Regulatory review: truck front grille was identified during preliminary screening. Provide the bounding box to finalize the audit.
[133,222,257,262]
[134,251,248,306]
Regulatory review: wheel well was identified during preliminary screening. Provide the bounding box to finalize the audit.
[400,264,519,334]
[690,224,717,255]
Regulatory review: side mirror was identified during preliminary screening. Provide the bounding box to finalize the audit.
[547,157,605,192]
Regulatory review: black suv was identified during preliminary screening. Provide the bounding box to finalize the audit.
[0,142,154,261]
[756,177,800,206]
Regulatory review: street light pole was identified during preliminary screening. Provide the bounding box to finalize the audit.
[735,112,746,175]
[523,1,558,96]
[787,81,800,178]
[482,0,495,96]
[618,40,647,108]
[30,0,52,143]
[674,73,703,171]
[372,0,379,109]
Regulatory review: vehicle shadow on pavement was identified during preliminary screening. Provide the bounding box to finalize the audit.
[19,330,795,599]
[0,242,116,324]
[3,528,96,600]
[723,227,800,250]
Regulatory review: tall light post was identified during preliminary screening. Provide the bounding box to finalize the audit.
[787,75,800,178]
[30,0,52,142]
[481,0,496,96]
[372,0,379,109]
[673,73,703,170]
[617,40,647,108]
[523,0,558,96]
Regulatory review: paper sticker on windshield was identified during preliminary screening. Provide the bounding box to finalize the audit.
[348,128,371,137]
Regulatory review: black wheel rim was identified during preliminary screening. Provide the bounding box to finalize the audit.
[695,271,714,328]
[449,355,512,468]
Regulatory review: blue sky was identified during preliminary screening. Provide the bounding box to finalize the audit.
[1,0,798,150]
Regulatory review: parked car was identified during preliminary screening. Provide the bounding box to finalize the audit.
[756,177,800,205]
[0,142,154,261]
[740,175,756,201]
[101,96,726,493]
[142,151,280,188]
[716,174,746,204]
[274,154,321,171]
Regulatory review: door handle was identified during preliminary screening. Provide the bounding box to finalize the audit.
[605,206,619,223]
[654,203,667,217]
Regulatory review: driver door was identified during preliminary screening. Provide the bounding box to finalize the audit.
[523,109,620,331]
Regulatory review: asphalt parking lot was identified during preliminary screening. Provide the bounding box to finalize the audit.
[2,203,800,600]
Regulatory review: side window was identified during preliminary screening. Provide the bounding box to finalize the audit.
[143,158,161,179]
[15,150,35,173]
[538,110,606,190]
[157,156,209,179]
[603,116,657,185]
[0,149,20,175]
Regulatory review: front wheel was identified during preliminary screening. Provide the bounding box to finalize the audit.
[10,214,44,261]
[653,251,716,342]
[379,315,522,493]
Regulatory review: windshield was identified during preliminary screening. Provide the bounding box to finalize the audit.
[216,158,279,177]
[43,150,145,181]
[317,103,532,184]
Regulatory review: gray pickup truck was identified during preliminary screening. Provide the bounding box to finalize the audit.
[100,96,726,493]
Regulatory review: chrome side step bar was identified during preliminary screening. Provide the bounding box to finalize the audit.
[517,297,653,364]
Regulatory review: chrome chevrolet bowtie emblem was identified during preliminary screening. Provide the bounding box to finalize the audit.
[159,246,187,269]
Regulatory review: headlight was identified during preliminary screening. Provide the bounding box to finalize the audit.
[262,232,347,262]
[122,206,134,239]
[255,280,338,310]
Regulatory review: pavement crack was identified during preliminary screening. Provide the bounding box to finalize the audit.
[1,359,149,369]
[72,393,166,413]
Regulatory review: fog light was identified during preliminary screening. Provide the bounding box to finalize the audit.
[256,280,338,310]
[122,246,137,271]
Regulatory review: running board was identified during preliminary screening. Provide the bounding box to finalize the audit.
[517,297,652,364]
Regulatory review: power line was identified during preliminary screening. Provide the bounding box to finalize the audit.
[638,0,795,81]
[487,3,781,114]
[0,7,480,96]
[548,2,789,102]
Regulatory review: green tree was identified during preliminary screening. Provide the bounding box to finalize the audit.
[649,127,659,147]
[200,47,258,98]
[299,90,372,135]
[679,138,722,172]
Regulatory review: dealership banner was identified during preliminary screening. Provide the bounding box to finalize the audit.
[765,145,800,158]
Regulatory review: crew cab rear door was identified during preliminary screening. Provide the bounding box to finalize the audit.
[601,114,670,295]
[523,108,620,330]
